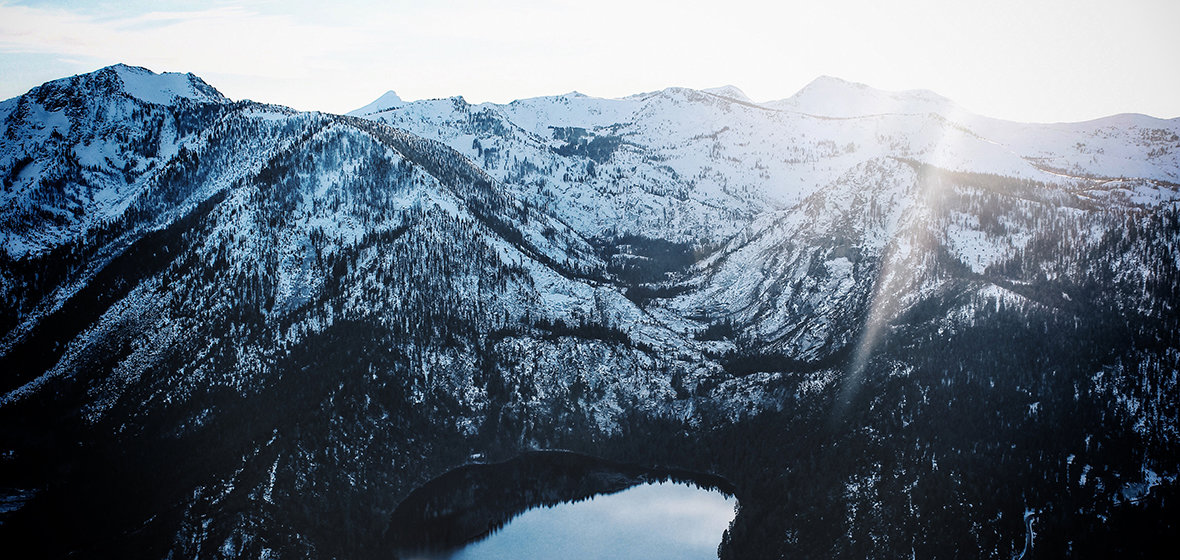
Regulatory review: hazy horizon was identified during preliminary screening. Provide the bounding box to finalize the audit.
[1,0,1178,123]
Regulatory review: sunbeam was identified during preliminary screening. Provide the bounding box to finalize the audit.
[832,113,960,424]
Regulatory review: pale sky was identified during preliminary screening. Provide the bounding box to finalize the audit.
[0,0,1177,123]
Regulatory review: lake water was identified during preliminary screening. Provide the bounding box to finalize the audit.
[402,480,736,560]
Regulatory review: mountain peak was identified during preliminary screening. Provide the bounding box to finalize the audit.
[802,75,867,90]
[348,90,406,116]
[102,63,227,105]
[770,75,959,118]
[13,64,227,114]
[702,85,753,103]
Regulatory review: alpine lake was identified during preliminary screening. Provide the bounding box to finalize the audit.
[389,451,737,559]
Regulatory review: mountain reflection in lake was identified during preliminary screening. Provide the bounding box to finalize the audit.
[390,451,737,560]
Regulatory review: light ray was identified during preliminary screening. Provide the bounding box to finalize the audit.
[832,113,959,424]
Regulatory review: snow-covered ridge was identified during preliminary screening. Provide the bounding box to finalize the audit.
[4,63,1177,264]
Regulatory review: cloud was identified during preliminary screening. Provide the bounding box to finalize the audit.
[0,4,378,79]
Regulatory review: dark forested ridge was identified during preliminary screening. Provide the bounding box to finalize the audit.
[0,64,1177,559]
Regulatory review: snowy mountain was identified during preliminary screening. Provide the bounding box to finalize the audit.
[701,85,754,104]
[0,65,1177,559]
[345,90,404,116]
[765,75,961,118]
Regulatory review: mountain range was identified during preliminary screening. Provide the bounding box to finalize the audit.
[0,64,1177,558]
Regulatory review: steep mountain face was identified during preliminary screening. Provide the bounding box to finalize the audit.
[1,66,1178,559]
